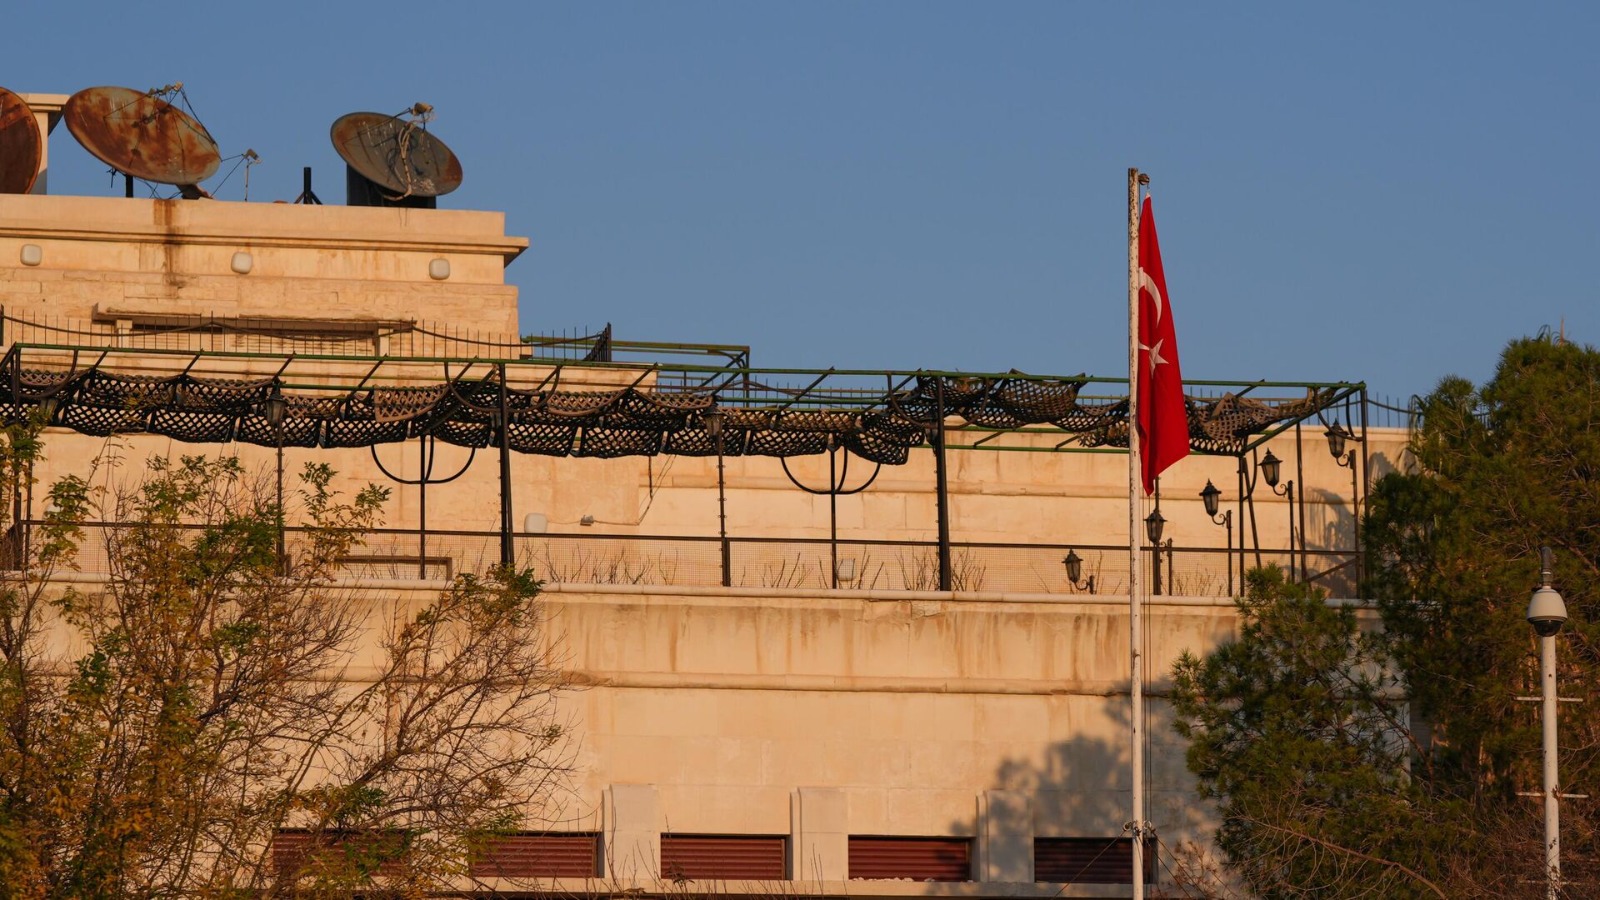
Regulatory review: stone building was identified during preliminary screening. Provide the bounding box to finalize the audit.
[0,90,1404,897]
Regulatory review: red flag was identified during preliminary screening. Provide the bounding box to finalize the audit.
[1136,196,1188,495]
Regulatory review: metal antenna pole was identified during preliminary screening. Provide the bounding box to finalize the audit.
[1542,627,1560,899]
[1126,166,1148,900]
[1538,546,1562,899]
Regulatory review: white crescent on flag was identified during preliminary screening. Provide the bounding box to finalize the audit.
[1139,268,1164,325]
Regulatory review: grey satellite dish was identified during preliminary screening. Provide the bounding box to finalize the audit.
[331,105,463,209]
[63,85,220,199]
[0,87,42,194]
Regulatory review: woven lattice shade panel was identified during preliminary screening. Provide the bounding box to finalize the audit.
[150,410,236,444]
[507,422,578,456]
[3,349,1356,465]
[576,426,663,459]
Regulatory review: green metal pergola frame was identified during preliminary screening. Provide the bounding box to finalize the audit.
[1,338,1367,590]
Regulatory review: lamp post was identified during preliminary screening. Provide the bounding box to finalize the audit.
[262,390,288,575]
[1199,480,1234,597]
[1326,424,1362,585]
[1259,449,1299,581]
[1144,508,1170,596]
[1062,549,1095,594]
[1528,546,1567,900]
[703,406,730,587]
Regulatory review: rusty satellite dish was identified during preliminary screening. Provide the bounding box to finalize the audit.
[0,87,42,195]
[331,109,462,208]
[63,85,220,197]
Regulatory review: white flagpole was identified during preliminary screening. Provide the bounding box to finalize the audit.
[1126,167,1148,899]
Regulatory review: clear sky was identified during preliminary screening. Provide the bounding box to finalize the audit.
[10,2,1596,403]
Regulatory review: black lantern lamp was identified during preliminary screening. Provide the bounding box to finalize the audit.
[1326,421,1362,585]
[1258,448,1298,580]
[1145,507,1171,595]
[702,406,725,441]
[1324,424,1347,462]
[1259,449,1282,489]
[1199,479,1235,596]
[1326,422,1360,473]
[1145,508,1166,545]
[262,391,288,428]
[1062,549,1095,594]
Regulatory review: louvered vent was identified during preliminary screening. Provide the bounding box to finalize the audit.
[660,834,788,880]
[1034,837,1153,884]
[470,833,600,878]
[848,836,971,882]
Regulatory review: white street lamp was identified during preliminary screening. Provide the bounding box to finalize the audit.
[1527,546,1567,900]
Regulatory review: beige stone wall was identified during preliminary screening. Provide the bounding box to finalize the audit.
[0,194,525,336]
[32,570,1298,895]
[0,190,1411,597]
[26,424,1408,600]
[0,188,1410,894]
[545,583,1242,841]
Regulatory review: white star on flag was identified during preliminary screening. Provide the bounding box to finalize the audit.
[1139,339,1168,375]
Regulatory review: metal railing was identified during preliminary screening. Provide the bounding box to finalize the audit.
[0,311,751,369]
[17,521,1359,599]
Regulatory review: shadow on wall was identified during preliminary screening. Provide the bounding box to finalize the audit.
[1302,444,1411,598]
[942,695,1229,897]
[1304,444,1411,554]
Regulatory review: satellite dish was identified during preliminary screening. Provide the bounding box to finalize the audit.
[63,85,220,198]
[0,87,42,194]
[331,108,462,208]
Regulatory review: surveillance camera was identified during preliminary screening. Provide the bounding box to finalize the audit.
[1528,585,1567,637]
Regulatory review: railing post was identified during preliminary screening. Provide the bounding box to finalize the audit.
[829,445,839,589]
[717,437,729,587]
[419,438,429,579]
[1357,387,1369,588]
[497,363,514,569]
[1295,423,1308,583]
[933,379,952,592]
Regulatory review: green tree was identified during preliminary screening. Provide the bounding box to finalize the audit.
[1175,333,1600,897]
[1171,566,1461,899]
[1364,332,1600,887]
[0,440,572,898]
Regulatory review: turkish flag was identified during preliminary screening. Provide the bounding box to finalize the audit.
[1136,196,1188,495]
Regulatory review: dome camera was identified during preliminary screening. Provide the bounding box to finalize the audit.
[1528,584,1567,638]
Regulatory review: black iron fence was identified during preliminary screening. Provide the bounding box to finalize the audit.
[19,521,1360,599]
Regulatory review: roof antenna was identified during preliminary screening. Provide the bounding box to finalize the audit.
[294,166,322,205]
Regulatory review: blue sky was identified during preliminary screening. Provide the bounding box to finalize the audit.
[10,2,1597,402]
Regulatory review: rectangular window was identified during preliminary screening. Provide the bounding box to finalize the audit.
[1034,837,1154,884]
[660,834,788,880]
[848,836,971,882]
